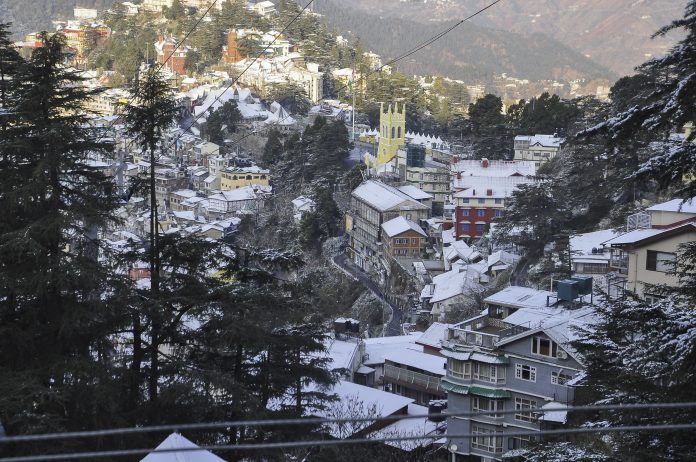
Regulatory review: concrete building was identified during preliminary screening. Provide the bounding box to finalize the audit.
[381,216,428,260]
[154,36,190,76]
[603,197,696,301]
[375,102,405,168]
[443,286,593,461]
[513,134,564,166]
[346,180,430,273]
[453,176,537,239]
[220,166,270,190]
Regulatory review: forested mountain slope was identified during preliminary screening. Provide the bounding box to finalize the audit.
[1,0,117,39]
[315,0,685,76]
[314,0,613,82]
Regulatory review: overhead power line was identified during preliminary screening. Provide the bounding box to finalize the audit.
[224,0,504,148]
[166,0,317,151]
[2,422,696,462]
[95,0,220,142]
[2,401,695,445]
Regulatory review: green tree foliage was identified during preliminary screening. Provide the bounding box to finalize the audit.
[507,92,580,136]
[299,188,340,250]
[262,128,284,166]
[163,0,185,20]
[581,1,696,198]
[206,100,242,144]
[0,32,126,445]
[572,297,696,461]
[468,93,511,159]
[265,82,312,116]
[123,67,179,410]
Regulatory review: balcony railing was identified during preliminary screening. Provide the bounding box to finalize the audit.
[384,364,442,392]
[610,257,629,275]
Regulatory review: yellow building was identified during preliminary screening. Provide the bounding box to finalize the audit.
[220,166,270,191]
[376,102,405,167]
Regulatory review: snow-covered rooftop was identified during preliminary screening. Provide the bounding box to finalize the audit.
[397,185,433,201]
[368,403,441,451]
[646,197,696,214]
[384,349,446,376]
[484,286,555,309]
[140,433,226,462]
[429,268,484,304]
[382,216,427,238]
[363,334,421,367]
[352,180,428,212]
[570,229,621,262]
[452,159,536,177]
[452,175,538,198]
[416,322,451,349]
[515,134,565,148]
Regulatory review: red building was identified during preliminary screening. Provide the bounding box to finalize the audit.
[223,30,246,63]
[154,37,190,75]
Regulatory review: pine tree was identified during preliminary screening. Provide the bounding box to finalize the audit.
[572,297,696,461]
[0,32,126,444]
[582,1,696,198]
[123,67,178,410]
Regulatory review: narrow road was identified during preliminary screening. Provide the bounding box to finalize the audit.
[333,254,402,336]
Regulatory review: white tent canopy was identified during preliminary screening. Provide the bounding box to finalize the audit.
[140,433,227,462]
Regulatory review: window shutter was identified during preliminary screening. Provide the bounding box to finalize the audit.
[646,250,657,271]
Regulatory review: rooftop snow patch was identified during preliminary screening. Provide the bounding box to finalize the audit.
[646,197,696,214]
[140,433,226,462]
[382,216,427,238]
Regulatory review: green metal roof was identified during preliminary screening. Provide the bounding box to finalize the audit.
[440,380,511,399]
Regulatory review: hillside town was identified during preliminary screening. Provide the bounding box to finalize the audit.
[1,1,696,462]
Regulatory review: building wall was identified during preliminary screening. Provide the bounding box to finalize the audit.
[383,229,426,259]
[376,103,405,167]
[626,230,696,297]
[220,171,269,190]
[405,166,449,204]
[648,210,696,227]
[455,203,504,239]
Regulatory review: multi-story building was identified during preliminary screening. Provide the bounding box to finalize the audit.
[346,180,430,273]
[395,145,450,214]
[220,166,270,190]
[154,168,188,208]
[603,198,696,301]
[154,36,190,75]
[443,285,593,461]
[513,134,564,167]
[453,176,537,239]
[251,0,276,17]
[141,0,174,12]
[381,216,428,260]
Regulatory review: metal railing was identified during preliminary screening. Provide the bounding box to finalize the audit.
[384,364,442,392]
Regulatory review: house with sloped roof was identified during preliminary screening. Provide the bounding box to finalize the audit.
[381,216,428,261]
[442,285,595,461]
[602,197,696,301]
[513,134,565,166]
[346,180,430,273]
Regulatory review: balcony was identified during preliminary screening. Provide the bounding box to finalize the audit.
[610,256,629,275]
[446,315,525,349]
[383,364,442,392]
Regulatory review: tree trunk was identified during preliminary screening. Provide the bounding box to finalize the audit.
[148,143,160,409]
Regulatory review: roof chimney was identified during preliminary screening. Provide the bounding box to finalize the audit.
[481,158,489,168]
[487,189,493,196]
[457,172,462,179]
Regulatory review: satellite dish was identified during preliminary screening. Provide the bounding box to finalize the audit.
[450,444,458,452]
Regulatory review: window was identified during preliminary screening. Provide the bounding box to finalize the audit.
[515,364,536,382]
[515,397,537,422]
[472,363,505,384]
[494,210,503,218]
[462,198,470,203]
[551,371,573,386]
[646,250,676,272]
[476,223,485,234]
[532,337,558,357]
[509,435,536,450]
[461,223,470,233]
[391,127,395,138]
[477,209,486,217]
[411,238,420,245]
[494,198,503,204]
[462,209,470,217]
[447,358,470,379]
[397,126,401,138]
[472,397,504,418]
[471,426,503,453]
[477,198,485,204]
